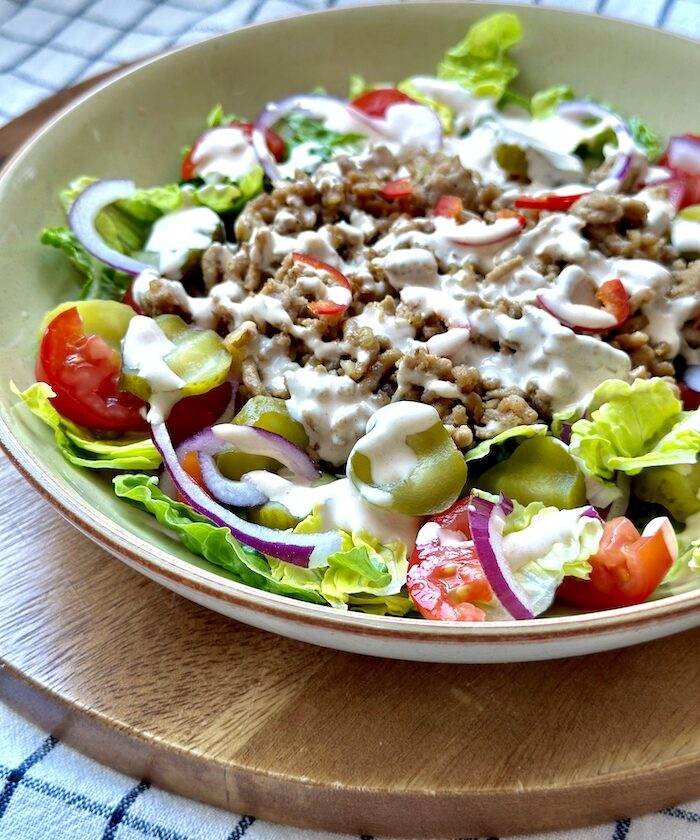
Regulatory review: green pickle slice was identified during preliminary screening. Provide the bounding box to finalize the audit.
[121,314,232,401]
[476,436,586,509]
[349,408,467,517]
[217,395,310,481]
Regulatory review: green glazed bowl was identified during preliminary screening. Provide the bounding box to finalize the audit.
[1,3,699,663]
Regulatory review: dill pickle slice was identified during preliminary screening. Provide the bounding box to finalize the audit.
[247,501,301,530]
[233,395,309,450]
[632,462,700,522]
[120,314,232,401]
[350,418,467,517]
[39,300,136,351]
[215,396,310,481]
[477,436,586,508]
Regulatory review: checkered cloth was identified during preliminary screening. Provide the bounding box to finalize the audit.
[2,0,700,838]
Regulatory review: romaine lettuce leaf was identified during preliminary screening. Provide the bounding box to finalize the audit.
[12,382,160,470]
[113,475,414,615]
[494,502,601,617]
[437,12,522,100]
[570,378,700,481]
[40,226,132,301]
[530,84,574,119]
[295,508,412,614]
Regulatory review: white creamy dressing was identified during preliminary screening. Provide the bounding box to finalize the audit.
[284,366,389,466]
[405,77,498,133]
[242,471,420,548]
[500,506,601,571]
[345,302,417,352]
[460,305,631,412]
[351,401,437,491]
[191,126,259,183]
[672,217,700,254]
[144,206,222,279]
[121,315,184,423]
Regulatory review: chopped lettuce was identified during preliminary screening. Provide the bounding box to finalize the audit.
[437,12,522,100]
[530,84,574,119]
[464,423,547,463]
[206,103,242,128]
[113,475,414,615]
[494,502,602,617]
[627,115,663,162]
[570,379,700,482]
[40,226,132,301]
[278,114,365,163]
[12,382,160,470]
[657,511,700,595]
[397,80,454,132]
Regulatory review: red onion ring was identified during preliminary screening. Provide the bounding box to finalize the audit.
[467,495,535,621]
[68,179,155,275]
[665,136,700,175]
[252,94,356,181]
[152,420,340,567]
[557,100,634,183]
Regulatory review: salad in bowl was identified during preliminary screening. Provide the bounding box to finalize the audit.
[12,12,700,627]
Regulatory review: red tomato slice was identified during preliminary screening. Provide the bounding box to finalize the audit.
[291,252,353,317]
[434,195,464,219]
[36,306,148,433]
[121,281,142,314]
[595,278,629,328]
[382,177,414,200]
[557,516,675,610]
[407,499,492,621]
[349,88,417,118]
[181,122,285,181]
[166,381,233,445]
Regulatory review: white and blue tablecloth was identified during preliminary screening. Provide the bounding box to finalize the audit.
[1,1,700,838]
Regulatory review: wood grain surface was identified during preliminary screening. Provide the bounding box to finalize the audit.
[2,83,700,838]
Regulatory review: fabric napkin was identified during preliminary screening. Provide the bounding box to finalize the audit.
[1,0,700,838]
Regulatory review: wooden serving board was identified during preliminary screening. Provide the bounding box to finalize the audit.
[2,83,700,838]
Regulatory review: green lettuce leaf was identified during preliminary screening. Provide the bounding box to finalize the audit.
[627,116,663,162]
[492,501,602,617]
[570,379,700,481]
[113,476,413,615]
[40,226,132,301]
[295,508,412,614]
[113,473,327,602]
[278,114,365,163]
[464,423,547,463]
[397,80,454,132]
[657,511,700,595]
[206,103,242,128]
[530,84,574,119]
[12,382,159,470]
[437,12,522,99]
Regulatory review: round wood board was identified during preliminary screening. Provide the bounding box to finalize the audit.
[2,83,700,839]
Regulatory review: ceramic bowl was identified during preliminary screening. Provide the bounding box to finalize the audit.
[1,2,699,663]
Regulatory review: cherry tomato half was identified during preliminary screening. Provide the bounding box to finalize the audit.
[406,498,492,621]
[350,88,417,119]
[556,516,675,610]
[36,306,148,433]
[166,381,233,445]
[181,122,285,181]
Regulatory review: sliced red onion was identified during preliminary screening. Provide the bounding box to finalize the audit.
[152,420,340,567]
[557,100,634,183]
[665,135,700,175]
[684,365,700,392]
[443,215,525,247]
[466,495,535,621]
[211,424,321,481]
[252,94,358,181]
[537,290,618,331]
[68,179,155,275]
[349,101,443,154]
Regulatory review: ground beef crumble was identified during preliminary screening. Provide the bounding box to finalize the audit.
[137,145,699,461]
